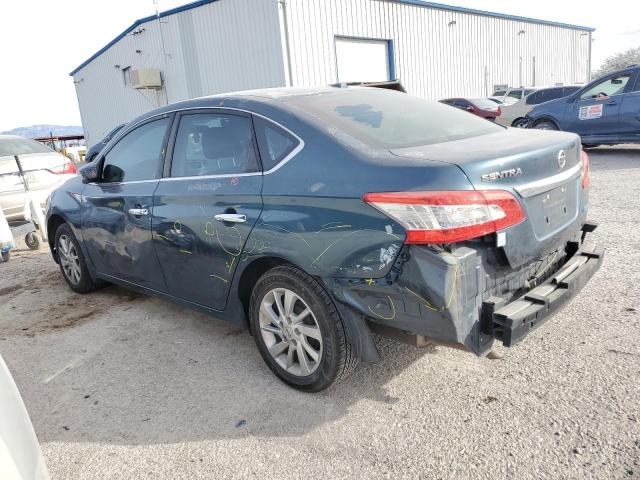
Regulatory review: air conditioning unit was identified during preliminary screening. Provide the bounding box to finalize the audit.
[130,69,163,89]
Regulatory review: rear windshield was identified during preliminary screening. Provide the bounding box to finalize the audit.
[0,138,52,156]
[471,98,498,109]
[286,89,502,148]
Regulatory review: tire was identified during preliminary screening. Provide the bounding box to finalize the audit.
[54,223,101,294]
[1,251,10,263]
[25,232,40,250]
[249,265,358,392]
[511,118,528,128]
[534,120,558,131]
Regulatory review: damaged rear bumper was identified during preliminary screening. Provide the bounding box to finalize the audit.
[332,223,603,357]
[485,238,603,347]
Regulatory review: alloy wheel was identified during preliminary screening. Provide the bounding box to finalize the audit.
[259,288,323,377]
[58,234,81,285]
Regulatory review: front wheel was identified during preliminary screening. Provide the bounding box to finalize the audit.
[534,120,558,131]
[249,265,357,391]
[55,223,102,293]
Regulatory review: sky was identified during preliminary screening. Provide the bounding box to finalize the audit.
[0,0,639,132]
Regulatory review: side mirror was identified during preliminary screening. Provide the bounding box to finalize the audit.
[78,161,100,184]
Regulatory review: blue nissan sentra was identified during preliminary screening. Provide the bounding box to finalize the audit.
[46,87,602,391]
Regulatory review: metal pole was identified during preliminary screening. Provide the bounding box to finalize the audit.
[14,155,29,192]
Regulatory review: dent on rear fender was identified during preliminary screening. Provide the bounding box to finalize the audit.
[242,198,405,279]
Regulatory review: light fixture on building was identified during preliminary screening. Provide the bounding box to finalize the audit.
[448,20,456,27]
[518,30,526,35]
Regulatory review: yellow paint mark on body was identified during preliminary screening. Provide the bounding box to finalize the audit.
[404,261,458,312]
[366,278,375,286]
[367,296,396,320]
[209,274,229,283]
[156,234,170,241]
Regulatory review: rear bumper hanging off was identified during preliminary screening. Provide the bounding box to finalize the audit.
[485,224,603,347]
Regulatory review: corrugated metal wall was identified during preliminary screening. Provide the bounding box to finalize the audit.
[73,0,591,145]
[73,0,284,145]
[284,0,591,98]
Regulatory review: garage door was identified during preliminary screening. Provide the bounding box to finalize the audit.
[335,37,391,83]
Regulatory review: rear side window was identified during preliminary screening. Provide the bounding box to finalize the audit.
[507,90,523,100]
[286,89,502,148]
[563,86,580,96]
[102,117,170,183]
[170,113,259,177]
[253,117,299,171]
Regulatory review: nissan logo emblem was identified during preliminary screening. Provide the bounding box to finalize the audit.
[557,150,567,168]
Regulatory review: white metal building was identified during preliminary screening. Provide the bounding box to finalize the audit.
[70,0,594,145]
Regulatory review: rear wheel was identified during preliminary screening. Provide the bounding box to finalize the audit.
[0,251,9,263]
[511,118,528,128]
[249,265,357,391]
[534,120,558,131]
[55,223,101,293]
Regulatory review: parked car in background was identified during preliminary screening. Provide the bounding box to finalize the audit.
[0,136,77,222]
[47,87,601,392]
[85,124,125,163]
[526,65,640,146]
[440,97,501,121]
[490,86,537,105]
[497,85,582,127]
[0,355,49,480]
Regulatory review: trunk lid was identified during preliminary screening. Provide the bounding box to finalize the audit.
[391,128,585,267]
[0,152,69,193]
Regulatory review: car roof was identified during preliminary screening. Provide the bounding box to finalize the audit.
[0,135,29,140]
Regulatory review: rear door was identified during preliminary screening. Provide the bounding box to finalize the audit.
[151,110,263,310]
[565,73,633,136]
[618,72,640,136]
[82,115,172,290]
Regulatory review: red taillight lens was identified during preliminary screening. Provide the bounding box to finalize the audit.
[50,158,77,175]
[497,106,502,117]
[581,150,589,189]
[363,190,526,244]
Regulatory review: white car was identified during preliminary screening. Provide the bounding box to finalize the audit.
[496,85,582,127]
[0,136,77,222]
[0,355,49,480]
[489,86,537,105]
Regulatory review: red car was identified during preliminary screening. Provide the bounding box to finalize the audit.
[440,97,501,121]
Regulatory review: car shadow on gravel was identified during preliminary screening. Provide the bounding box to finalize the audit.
[587,146,640,172]
[12,287,438,446]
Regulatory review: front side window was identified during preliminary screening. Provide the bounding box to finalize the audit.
[254,117,299,171]
[525,91,540,105]
[285,89,502,148]
[581,75,631,99]
[170,113,259,177]
[102,117,170,183]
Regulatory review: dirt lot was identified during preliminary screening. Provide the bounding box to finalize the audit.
[1,147,639,480]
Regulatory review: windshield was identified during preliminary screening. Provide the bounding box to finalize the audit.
[0,138,52,156]
[287,89,502,148]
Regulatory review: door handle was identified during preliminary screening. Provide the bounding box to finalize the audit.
[128,208,149,217]
[214,213,247,224]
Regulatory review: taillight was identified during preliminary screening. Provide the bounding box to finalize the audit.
[581,150,589,189]
[50,158,77,175]
[363,190,525,244]
[497,106,502,117]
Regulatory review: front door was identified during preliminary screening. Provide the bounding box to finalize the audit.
[566,73,633,137]
[82,115,172,291]
[152,110,263,310]
[618,72,640,136]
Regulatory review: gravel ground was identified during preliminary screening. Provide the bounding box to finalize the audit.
[1,146,639,480]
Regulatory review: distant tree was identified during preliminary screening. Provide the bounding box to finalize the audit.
[593,46,640,79]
